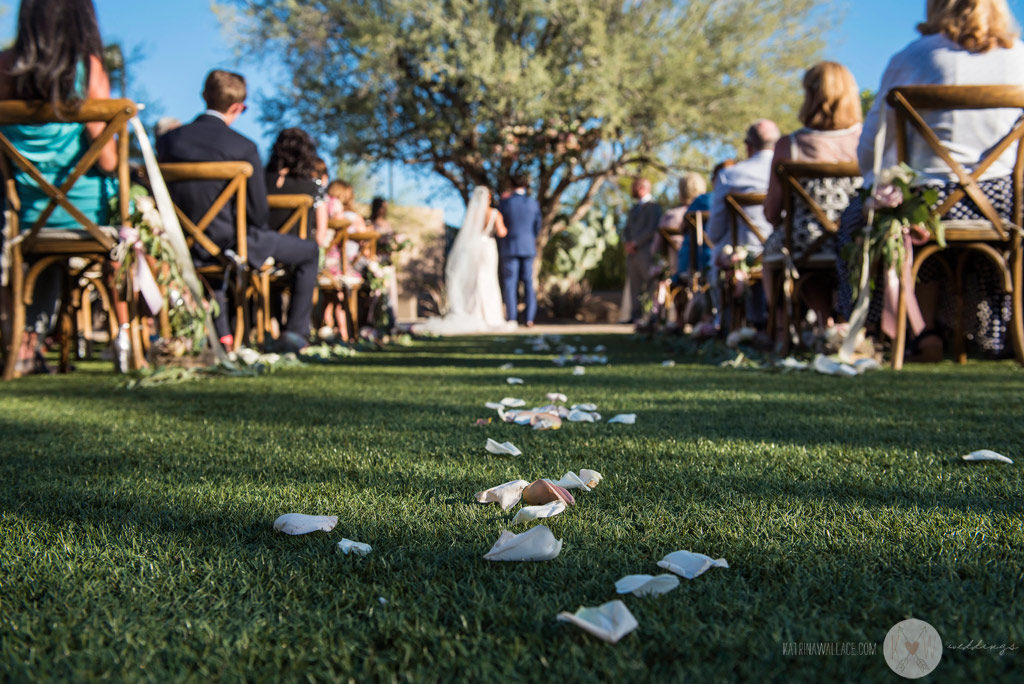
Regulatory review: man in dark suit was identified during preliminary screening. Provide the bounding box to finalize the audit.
[158,70,317,351]
[497,173,542,326]
[622,177,663,323]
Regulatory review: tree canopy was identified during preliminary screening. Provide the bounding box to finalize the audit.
[221,0,835,238]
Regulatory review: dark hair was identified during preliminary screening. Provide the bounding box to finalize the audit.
[510,172,530,189]
[202,69,246,112]
[266,127,320,179]
[370,196,387,221]
[9,0,103,110]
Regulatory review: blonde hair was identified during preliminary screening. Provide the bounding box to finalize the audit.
[798,61,862,131]
[677,172,707,206]
[919,0,1018,52]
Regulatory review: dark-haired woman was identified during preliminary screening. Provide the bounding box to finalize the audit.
[0,0,122,374]
[264,127,329,337]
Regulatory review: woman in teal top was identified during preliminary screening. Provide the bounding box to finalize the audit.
[0,0,117,229]
[0,0,120,373]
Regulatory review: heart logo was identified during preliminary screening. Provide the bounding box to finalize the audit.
[905,641,920,655]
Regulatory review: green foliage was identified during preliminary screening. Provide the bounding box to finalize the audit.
[1,336,1022,680]
[219,0,833,241]
[540,211,623,314]
[845,164,944,301]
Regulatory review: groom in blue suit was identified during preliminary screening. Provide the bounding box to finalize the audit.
[497,173,542,326]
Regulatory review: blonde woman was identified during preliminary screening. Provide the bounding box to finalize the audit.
[838,0,1024,360]
[762,61,863,330]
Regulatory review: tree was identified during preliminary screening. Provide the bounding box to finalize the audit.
[220,0,834,246]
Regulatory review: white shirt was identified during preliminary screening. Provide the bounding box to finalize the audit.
[203,109,229,123]
[859,33,1024,184]
[706,149,774,250]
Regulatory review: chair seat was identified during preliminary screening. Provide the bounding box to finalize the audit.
[941,219,1020,242]
[21,226,119,255]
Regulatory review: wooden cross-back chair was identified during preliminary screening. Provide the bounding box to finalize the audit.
[664,210,714,327]
[724,192,768,332]
[256,193,314,344]
[158,161,256,350]
[0,98,139,380]
[887,85,1024,369]
[320,217,382,330]
[769,160,862,354]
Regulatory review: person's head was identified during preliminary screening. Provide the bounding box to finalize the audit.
[711,159,736,187]
[313,158,328,183]
[202,69,247,123]
[370,196,388,221]
[631,177,652,199]
[677,172,708,206]
[919,0,1018,52]
[510,172,530,190]
[798,61,862,131]
[266,127,320,178]
[743,119,781,156]
[328,179,354,208]
[154,117,182,138]
[9,0,103,109]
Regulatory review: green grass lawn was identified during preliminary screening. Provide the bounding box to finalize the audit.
[1,334,1021,682]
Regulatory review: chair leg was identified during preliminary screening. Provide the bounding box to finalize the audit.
[59,267,72,373]
[1012,248,1024,366]
[4,251,26,380]
[954,252,968,365]
[892,269,907,371]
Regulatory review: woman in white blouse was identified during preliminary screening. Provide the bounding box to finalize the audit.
[838,0,1024,360]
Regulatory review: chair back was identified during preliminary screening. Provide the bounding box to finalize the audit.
[775,160,862,262]
[328,216,380,260]
[158,161,254,265]
[681,210,712,274]
[267,194,313,239]
[725,192,768,249]
[887,85,1024,237]
[0,99,137,251]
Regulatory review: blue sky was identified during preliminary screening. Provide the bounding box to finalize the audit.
[3,0,1024,223]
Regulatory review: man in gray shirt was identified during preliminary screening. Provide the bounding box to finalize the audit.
[622,177,663,324]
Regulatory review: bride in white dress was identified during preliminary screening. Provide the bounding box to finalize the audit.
[418,186,512,334]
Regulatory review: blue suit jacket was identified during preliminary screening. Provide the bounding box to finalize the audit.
[497,192,541,258]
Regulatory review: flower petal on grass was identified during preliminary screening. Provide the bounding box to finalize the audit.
[657,550,729,579]
[567,410,598,423]
[550,471,591,491]
[546,392,568,403]
[485,439,522,456]
[500,397,526,407]
[579,469,604,488]
[522,479,575,505]
[475,479,530,510]
[572,366,586,376]
[273,514,338,535]
[511,500,567,525]
[338,539,373,556]
[556,600,638,643]
[962,450,1014,464]
[608,414,636,425]
[614,574,680,597]
[507,377,524,385]
[484,525,562,561]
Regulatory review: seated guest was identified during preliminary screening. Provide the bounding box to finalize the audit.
[0,0,126,373]
[706,119,780,330]
[647,172,707,326]
[837,0,1024,360]
[266,127,328,247]
[265,127,330,338]
[763,61,863,331]
[660,172,711,279]
[370,196,392,234]
[159,70,319,352]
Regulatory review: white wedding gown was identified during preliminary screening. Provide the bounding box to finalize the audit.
[418,186,511,335]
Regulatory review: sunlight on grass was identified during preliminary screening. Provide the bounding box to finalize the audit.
[1,336,1021,680]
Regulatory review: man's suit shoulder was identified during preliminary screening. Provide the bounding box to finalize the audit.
[161,115,259,162]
